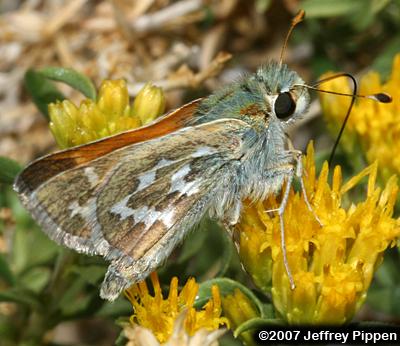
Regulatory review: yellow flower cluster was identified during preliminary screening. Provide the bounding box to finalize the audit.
[235,143,400,324]
[320,53,400,180]
[125,273,229,344]
[49,80,165,148]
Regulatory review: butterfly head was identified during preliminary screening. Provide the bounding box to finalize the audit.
[254,61,310,128]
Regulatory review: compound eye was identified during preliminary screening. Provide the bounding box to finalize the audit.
[274,92,296,119]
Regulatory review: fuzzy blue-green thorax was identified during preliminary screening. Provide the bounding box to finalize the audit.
[195,61,310,129]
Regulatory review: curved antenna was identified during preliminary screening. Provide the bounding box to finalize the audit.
[294,73,392,166]
[311,73,392,102]
[324,74,357,167]
[279,9,305,66]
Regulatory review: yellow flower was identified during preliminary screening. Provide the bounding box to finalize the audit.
[221,289,259,345]
[320,53,400,180]
[123,313,226,346]
[235,142,400,324]
[49,80,165,148]
[125,272,229,344]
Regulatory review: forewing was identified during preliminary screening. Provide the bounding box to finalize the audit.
[15,99,201,194]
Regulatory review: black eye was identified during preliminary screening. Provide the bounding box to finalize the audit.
[274,92,296,119]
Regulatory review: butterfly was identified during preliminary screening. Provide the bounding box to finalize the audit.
[13,10,391,301]
[14,57,313,300]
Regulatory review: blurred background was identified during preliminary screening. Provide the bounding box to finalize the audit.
[1,0,400,345]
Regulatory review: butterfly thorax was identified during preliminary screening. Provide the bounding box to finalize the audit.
[193,61,310,223]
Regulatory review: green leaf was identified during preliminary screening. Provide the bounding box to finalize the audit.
[0,315,18,341]
[115,330,128,346]
[12,226,31,274]
[167,219,230,280]
[40,67,97,100]
[374,250,400,286]
[0,288,40,308]
[372,36,400,80]
[11,225,59,274]
[216,229,234,277]
[19,267,51,293]
[367,250,400,316]
[0,157,21,185]
[57,277,89,316]
[351,0,392,31]
[219,334,243,346]
[0,253,15,286]
[233,317,282,338]
[302,0,362,17]
[24,69,65,119]
[371,0,392,14]
[69,265,106,286]
[367,287,400,316]
[177,223,209,263]
[5,187,35,227]
[96,298,132,318]
[195,278,265,316]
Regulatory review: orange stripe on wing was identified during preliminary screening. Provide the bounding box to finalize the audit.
[16,99,202,192]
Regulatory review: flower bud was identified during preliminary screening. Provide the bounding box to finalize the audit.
[97,80,129,120]
[132,83,166,125]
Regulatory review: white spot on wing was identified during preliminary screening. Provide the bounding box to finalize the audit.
[132,206,155,229]
[137,171,156,192]
[169,164,191,194]
[69,198,96,219]
[131,206,151,226]
[112,158,177,202]
[155,158,175,169]
[110,195,177,230]
[191,146,216,158]
[133,158,177,193]
[110,194,135,220]
[130,206,176,230]
[168,164,201,196]
[111,194,179,225]
[160,208,175,228]
[84,167,99,187]
[186,181,200,196]
[69,201,82,218]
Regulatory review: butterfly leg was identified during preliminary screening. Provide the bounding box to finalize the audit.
[262,162,298,289]
[269,151,323,289]
[293,151,323,226]
[275,164,296,290]
[286,138,322,226]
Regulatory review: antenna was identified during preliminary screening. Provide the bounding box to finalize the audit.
[279,9,305,66]
[294,73,392,166]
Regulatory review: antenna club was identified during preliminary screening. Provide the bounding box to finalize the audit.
[372,92,392,103]
[293,9,305,25]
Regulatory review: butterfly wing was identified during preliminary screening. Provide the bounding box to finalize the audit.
[15,118,253,300]
[15,98,201,193]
